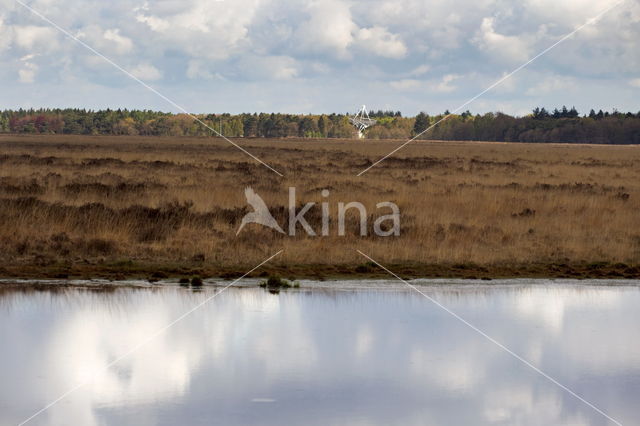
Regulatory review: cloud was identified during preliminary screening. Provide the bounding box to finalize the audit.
[1,0,639,114]
[522,0,626,27]
[294,0,355,58]
[130,0,262,60]
[103,29,133,54]
[390,79,423,91]
[525,75,577,96]
[237,55,299,81]
[355,26,407,59]
[432,74,461,93]
[629,78,640,88]
[13,25,58,52]
[408,65,430,76]
[186,60,218,80]
[473,17,531,63]
[293,3,408,59]
[0,16,12,52]
[18,62,37,83]
[130,63,162,81]
[135,14,170,33]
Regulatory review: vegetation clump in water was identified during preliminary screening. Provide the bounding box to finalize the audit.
[259,276,300,290]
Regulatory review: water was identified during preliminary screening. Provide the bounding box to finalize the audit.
[1,280,639,426]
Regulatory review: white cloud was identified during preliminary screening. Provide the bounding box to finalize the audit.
[525,75,577,96]
[0,16,12,52]
[186,60,217,80]
[390,79,423,91]
[473,17,531,63]
[432,74,461,93]
[238,55,299,81]
[130,63,162,81]
[295,0,355,58]
[408,65,430,76]
[18,63,37,83]
[629,78,640,88]
[135,14,170,33]
[13,25,58,51]
[17,51,39,83]
[522,0,626,28]
[103,29,133,54]
[152,0,261,60]
[18,63,38,83]
[1,0,639,114]
[355,26,407,59]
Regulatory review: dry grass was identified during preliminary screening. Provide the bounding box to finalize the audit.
[1,134,639,279]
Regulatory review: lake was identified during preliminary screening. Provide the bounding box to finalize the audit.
[1,279,639,425]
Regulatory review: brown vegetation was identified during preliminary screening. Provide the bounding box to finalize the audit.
[1,134,639,280]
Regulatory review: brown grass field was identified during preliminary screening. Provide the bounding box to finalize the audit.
[1,134,639,280]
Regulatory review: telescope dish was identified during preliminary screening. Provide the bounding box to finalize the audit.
[349,105,376,139]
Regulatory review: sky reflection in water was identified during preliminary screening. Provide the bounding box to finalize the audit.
[0,281,639,426]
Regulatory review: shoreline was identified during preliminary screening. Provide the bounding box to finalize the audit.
[0,261,638,283]
[2,277,640,292]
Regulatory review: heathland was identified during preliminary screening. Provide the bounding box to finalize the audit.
[1,134,639,280]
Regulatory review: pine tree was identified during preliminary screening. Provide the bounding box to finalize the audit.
[413,112,430,136]
[318,115,327,137]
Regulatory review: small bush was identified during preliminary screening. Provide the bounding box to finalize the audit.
[512,208,536,218]
[616,192,630,201]
[260,275,296,289]
[191,276,203,286]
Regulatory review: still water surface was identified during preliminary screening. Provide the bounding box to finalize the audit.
[1,280,639,425]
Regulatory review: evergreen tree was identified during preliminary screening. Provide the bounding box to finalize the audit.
[318,115,327,137]
[413,112,430,135]
[568,107,579,118]
[243,114,258,137]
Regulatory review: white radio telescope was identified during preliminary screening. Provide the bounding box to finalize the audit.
[349,105,376,139]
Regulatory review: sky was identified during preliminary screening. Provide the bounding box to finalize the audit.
[0,0,639,116]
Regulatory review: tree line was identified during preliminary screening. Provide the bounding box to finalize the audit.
[1,107,640,144]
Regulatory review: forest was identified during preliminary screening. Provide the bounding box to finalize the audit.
[1,106,640,144]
